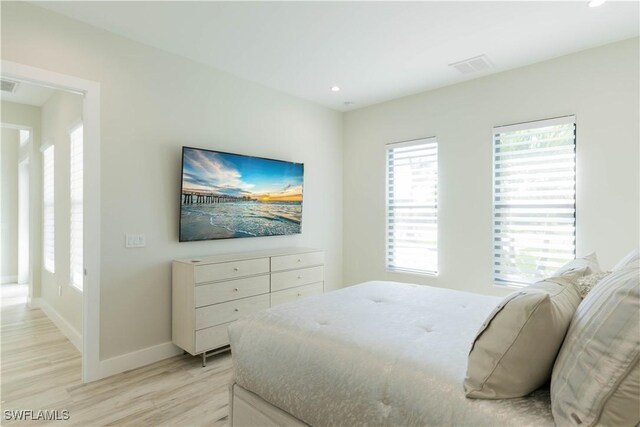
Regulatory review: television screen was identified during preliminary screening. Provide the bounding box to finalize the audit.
[179,146,304,242]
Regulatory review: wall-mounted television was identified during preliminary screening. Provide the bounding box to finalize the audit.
[179,146,304,242]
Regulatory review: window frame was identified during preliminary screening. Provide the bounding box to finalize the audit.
[19,129,30,147]
[492,115,577,287]
[69,123,84,291]
[42,144,55,273]
[385,136,439,276]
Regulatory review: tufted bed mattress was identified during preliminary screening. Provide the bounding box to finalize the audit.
[228,281,554,426]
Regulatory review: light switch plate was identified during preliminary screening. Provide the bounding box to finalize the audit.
[125,233,146,248]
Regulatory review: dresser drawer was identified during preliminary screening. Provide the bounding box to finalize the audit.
[194,258,269,284]
[195,323,230,353]
[271,266,324,292]
[195,294,270,330]
[195,275,269,308]
[271,282,323,307]
[271,251,324,272]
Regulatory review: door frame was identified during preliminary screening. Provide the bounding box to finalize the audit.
[2,60,101,383]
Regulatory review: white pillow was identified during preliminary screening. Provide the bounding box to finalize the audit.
[551,265,640,426]
[553,252,600,277]
[612,247,640,271]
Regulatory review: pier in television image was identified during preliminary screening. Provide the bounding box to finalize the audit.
[179,147,304,241]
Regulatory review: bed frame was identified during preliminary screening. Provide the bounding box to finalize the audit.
[229,383,307,427]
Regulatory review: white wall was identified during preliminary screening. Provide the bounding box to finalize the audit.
[1,128,19,283]
[344,38,639,297]
[1,2,343,361]
[39,90,84,336]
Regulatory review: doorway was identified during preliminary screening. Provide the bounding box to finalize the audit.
[0,127,31,289]
[1,60,101,383]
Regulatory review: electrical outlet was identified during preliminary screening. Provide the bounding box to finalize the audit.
[125,233,146,248]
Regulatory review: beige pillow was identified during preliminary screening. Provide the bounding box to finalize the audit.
[551,266,640,427]
[464,275,581,399]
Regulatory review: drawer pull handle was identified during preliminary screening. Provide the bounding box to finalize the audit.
[297,293,302,296]
[234,308,239,312]
[297,275,302,279]
[297,259,302,262]
[234,288,239,292]
[233,267,239,272]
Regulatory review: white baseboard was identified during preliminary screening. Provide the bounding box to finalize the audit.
[1,275,18,284]
[32,297,82,352]
[32,297,183,381]
[96,341,183,380]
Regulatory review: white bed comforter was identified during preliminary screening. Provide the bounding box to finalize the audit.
[229,281,554,426]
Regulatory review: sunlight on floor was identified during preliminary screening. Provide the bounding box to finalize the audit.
[0,282,232,426]
[0,283,28,309]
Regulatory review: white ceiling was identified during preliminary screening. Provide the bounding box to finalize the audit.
[34,1,639,111]
[1,80,55,106]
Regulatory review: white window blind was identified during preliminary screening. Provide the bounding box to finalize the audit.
[70,124,83,290]
[43,145,55,273]
[386,137,438,274]
[493,116,576,285]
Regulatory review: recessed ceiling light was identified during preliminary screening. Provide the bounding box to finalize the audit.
[330,86,340,92]
[588,0,606,7]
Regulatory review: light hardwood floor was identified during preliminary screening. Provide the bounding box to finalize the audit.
[1,284,232,426]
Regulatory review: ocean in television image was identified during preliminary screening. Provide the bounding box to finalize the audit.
[179,147,304,241]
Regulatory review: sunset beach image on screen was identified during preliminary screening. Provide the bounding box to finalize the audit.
[179,147,304,241]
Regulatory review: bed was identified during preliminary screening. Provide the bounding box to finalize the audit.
[228,281,555,426]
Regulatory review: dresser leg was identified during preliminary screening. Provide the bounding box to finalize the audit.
[202,352,207,367]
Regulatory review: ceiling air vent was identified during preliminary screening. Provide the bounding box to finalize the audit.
[1,79,19,93]
[449,54,492,75]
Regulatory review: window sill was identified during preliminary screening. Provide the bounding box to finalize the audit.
[387,268,439,278]
[68,283,83,293]
[493,281,527,290]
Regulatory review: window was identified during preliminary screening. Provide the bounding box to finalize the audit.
[493,116,576,285]
[19,129,30,147]
[43,145,55,273]
[386,137,438,274]
[70,124,83,290]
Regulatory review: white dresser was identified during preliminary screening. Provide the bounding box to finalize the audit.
[172,247,324,365]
